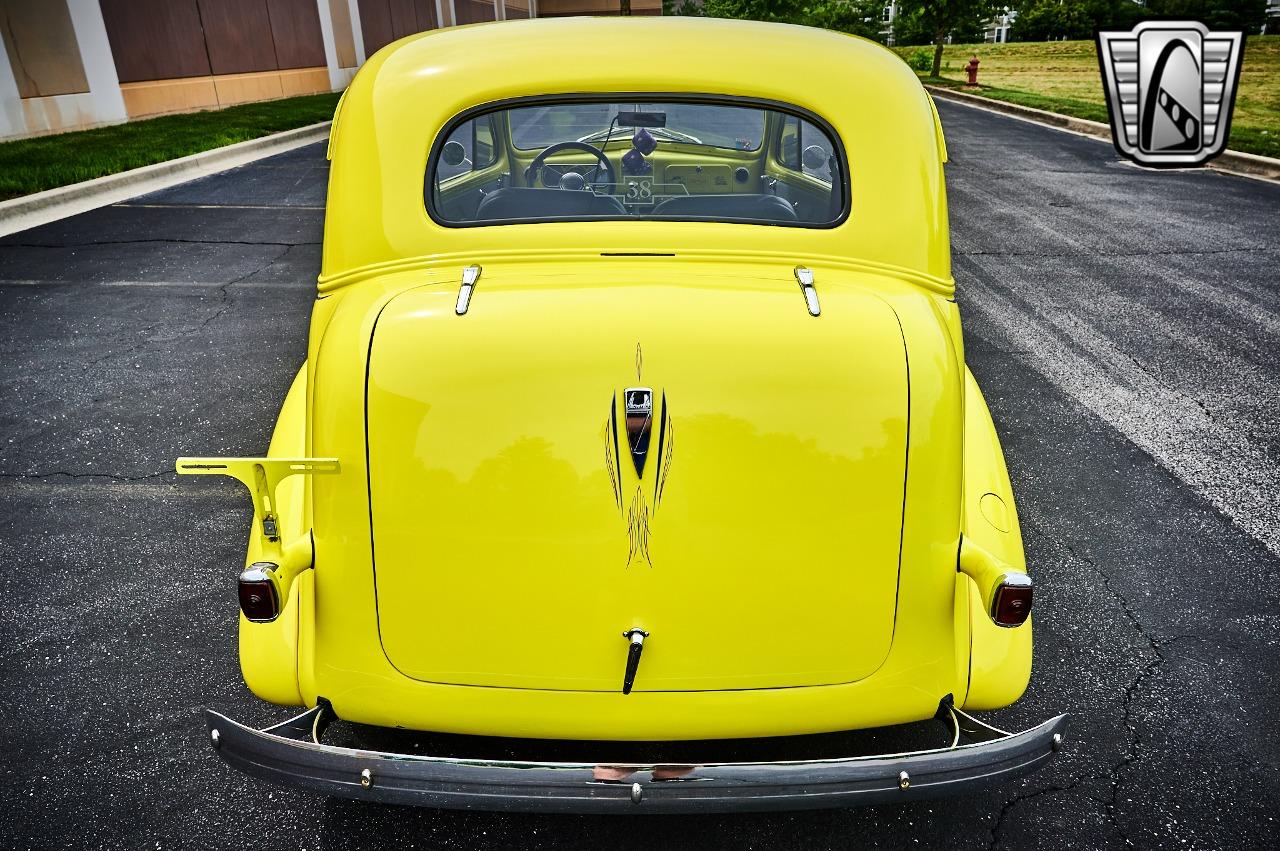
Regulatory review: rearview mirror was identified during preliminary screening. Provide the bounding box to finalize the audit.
[441,140,468,167]
[617,111,667,128]
[802,144,828,171]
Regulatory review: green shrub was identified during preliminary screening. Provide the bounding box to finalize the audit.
[906,49,933,72]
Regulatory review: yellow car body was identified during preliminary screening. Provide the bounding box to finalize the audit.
[181,17,1061,811]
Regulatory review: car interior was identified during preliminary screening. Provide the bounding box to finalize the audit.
[427,100,846,227]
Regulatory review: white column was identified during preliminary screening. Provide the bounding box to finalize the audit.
[347,0,368,64]
[66,0,127,124]
[0,39,22,138]
[315,0,348,90]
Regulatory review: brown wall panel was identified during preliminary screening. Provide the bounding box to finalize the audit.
[0,0,90,97]
[455,0,496,24]
[198,0,278,75]
[357,0,395,56]
[101,0,211,83]
[327,0,358,67]
[537,0,662,13]
[412,0,439,30]
[388,0,415,36]
[267,0,326,68]
[360,0,442,56]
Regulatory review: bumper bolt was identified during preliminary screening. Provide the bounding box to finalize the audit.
[210,729,220,748]
[360,768,373,789]
[630,782,643,804]
[1052,733,1063,752]
[898,770,910,790]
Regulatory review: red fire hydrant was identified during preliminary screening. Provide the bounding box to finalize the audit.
[965,56,981,87]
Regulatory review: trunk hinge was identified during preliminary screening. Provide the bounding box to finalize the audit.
[455,265,482,315]
[794,266,820,317]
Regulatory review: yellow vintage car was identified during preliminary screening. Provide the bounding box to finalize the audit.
[178,16,1066,811]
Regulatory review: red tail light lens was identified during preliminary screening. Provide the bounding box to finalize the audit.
[991,575,1033,627]
[238,564,280,623]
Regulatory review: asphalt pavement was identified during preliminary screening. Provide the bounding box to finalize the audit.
[1,100,1278,849]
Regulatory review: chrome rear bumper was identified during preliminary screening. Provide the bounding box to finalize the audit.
[206,702,1068,813]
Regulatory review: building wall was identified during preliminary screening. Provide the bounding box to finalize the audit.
[0,0,127,139]
[98,0,333,119]
[0,0,650,140]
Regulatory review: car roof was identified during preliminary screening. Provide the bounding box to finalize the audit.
[321,17,951,292]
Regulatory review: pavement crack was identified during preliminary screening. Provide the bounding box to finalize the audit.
[0,469,170,482]
[988,780,1087,850]
[0,238,318,249]
[957,245,1273,259]
[1026,521,1168,847]
[75,244,299,371]
[82,318,168,370]
[193,243,298,333]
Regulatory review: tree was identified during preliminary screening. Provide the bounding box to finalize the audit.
[1146,0,1269,34]
[697,0,884,39]
[1011,0,1145,42]
[802,0,886,39]
[1009,0,1268,42]
[895,1,999,76]
[663,0,705,14]
[698,0,804,24]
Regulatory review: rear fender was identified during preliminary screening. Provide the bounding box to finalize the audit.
[243,364,310,706]
[178,365,318,706]
[960,368,1032,710]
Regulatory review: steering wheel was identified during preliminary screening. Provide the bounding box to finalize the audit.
[524,141,616,189]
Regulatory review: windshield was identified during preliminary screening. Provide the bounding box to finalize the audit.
[428,98,846,228]
[510,102,765,152]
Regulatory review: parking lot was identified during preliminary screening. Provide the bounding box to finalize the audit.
[1,100,1278,849]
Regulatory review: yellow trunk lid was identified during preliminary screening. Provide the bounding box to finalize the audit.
[366,270,908,692]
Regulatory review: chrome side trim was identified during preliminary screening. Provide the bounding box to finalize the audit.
[204,705,1069,813]
[794,266,820,317]
[455,265,482,315]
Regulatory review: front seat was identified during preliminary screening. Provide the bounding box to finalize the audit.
[474,187,627,221]
[652,194,798,223]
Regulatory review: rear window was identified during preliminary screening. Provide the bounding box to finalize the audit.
[427,98,847,228]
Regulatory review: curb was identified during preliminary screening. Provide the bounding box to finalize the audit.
[925,85,1280,183]
[0,121,331,238]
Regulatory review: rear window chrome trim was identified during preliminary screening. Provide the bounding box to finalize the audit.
[424,92,852,231]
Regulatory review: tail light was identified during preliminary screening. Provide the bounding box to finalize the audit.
[238,563,280,623]
[990,573,1033,627]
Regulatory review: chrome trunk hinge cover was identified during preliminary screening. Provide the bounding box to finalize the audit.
[455,265,482,315]
[794,266,820,317]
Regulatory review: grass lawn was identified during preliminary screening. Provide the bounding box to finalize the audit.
[0,92,341,202]
[895,37,1280,160]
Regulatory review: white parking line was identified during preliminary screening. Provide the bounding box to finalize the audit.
[960,254,1280,560]
[110,203,325,210]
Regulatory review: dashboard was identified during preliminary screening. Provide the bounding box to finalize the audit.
[537,159,759,209]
